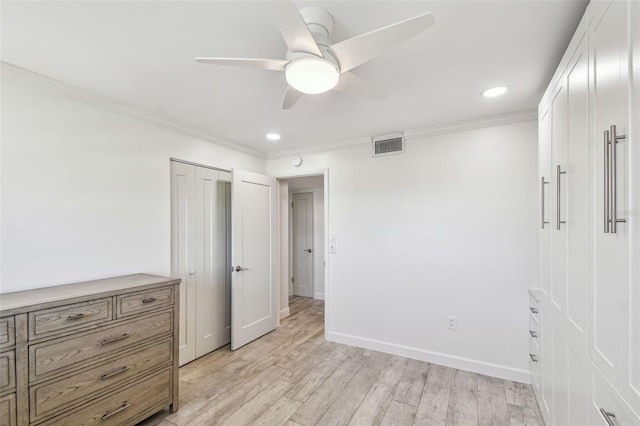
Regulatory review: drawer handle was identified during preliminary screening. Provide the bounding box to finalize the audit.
[101,402,130,420]
[142,297,157,304]
[101,333,130,346]
[529,353,538,362]
[101,366,129,380]
[529,307,539,314]
[599,408,616,426]
[529,330,538,338]
[67,313,86,321]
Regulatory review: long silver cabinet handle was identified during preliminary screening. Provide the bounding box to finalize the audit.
[541,177,549,229]
[599,408,617,426]
[102,402,131,420]
[604,130,611,233]
[556,165,567,230]
[610,124,626,233]
[101,333,130,346]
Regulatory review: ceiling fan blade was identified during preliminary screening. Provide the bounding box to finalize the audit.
[282,85,304,110]
[332,72,388,100]
[194,57,289,72]
[329,12,435,73]
[268,1,323,57]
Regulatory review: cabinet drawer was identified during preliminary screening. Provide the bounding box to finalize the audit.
[29,298,113,340]
[117,286,173,318]
[0,318,15,350]
[30,311,172,380]
[0,351,15,393]
[31,338,172,422]
[44,368,172,426]
[529,314,540,339]
[590,362,640,425]
[0,393,16,426]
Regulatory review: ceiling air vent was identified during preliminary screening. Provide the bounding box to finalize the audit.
[372,133,405,157]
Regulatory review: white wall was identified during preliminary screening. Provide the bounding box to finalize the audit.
[1,72,265,292]
[268,120,539,382]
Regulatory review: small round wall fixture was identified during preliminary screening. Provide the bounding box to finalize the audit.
[292,156,303,167]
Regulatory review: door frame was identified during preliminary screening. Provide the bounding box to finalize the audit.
[274,169,330,338]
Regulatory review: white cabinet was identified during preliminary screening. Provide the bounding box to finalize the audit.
[171,161,231,365]
[535,1,639,423]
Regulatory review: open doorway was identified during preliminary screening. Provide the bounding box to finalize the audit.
[277,174,326,320]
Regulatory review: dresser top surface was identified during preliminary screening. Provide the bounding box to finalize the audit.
[0,273,180,315]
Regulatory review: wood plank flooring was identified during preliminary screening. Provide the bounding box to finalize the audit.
[138,297,544,426]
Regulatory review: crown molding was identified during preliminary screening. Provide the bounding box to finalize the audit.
[1,62,266,159]
[267,109,537,160]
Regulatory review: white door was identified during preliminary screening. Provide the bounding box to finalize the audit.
[292,192,314,298]
[231,169,278,350]
[171,161,197,364]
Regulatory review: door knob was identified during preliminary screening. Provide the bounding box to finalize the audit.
[305,249,312,253]
[235,266,249,272]
[189,270,196,275]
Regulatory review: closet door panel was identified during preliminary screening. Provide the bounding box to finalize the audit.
[195,167,221,358]
[539,106,552,298]
[218,172,232,347]
[590,0,630,390]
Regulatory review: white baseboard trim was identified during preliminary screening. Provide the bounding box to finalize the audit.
[327,331,531,384]
[314,293,325,300]
[279,307,291,319]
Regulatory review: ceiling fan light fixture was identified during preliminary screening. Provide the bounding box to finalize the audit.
[285,59,339,95]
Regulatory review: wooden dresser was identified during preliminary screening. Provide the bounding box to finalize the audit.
[0,274,180,426]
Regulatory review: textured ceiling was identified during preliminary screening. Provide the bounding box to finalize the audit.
[1,1,587,154]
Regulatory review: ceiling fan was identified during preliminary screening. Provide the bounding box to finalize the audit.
[195,2,435,109]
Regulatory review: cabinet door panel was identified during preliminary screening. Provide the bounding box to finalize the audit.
[539,107,552,298]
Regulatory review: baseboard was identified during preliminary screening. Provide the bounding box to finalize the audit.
[279,307,291,319]
[314,293,325,300]
[327,331,531,384]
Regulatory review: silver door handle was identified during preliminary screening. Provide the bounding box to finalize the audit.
[305,249,312,253]
[189,270,196,275]
[556,165,566,230]
[599,408,617,426]
[541,177,549,229]
[610,124,626,233]
[234,266,249,272]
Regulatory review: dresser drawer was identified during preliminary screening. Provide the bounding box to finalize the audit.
[0,318,15,350]
[30,311,173,380]
[31,338,172,422]
[117,286,173,318]
[0,351,15,393]
[590,362,640,425]
[29,298,113,340]
[44,367,172,426]
[0,393,16,426]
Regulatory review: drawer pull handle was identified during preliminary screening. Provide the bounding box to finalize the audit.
[529,330,538,338]
[529,353,538,362]
[101,366,129,380]
[101,402,131,420]
[529,307,539,314]
[142,297,157,304]
[67,313,86,321]
[599,408,616,426]
[101,333,130,346]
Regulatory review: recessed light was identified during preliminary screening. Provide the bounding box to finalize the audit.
[266,133,281,141]
[482,86,508,98]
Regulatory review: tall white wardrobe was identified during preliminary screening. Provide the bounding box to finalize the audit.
[534,1,639,425]
[171,160,232,366]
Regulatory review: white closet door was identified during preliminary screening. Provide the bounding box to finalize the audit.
[219,172,232,347]
[194,166,221,358]
[292,192,314,298]
[231,169,278,350]
[171,161,196,365]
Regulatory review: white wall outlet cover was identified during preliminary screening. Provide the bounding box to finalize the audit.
[292,156,303,167]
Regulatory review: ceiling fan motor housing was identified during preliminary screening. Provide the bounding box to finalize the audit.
[300,7,334,38]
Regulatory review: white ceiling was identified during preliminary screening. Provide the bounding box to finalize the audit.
[1,1,587,154]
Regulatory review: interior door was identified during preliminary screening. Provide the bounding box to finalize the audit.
[292,192,314,298]
[170,161,196,365]
[231,169,278,350]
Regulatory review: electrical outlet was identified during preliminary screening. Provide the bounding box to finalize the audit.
[448,316,457,330]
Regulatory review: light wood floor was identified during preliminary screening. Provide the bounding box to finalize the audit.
[139,297,544,426]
